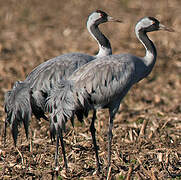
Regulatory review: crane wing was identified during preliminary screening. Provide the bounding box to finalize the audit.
[27,53,93,119]
[71,55,135,107]
[26,53,94,91]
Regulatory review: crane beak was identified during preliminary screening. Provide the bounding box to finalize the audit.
[159,23,174,32]
[107,16,123,23]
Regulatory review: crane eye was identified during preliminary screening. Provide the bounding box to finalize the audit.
[100,12,107,19]
[96,10,106,18]
[100,13,103,17]
[97,12,103,18]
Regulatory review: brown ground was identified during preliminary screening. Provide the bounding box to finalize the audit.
[0,0,181,179]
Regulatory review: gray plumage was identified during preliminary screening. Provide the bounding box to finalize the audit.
[46,17,173,172]
[4,10,121,146]
[4,81,31,146]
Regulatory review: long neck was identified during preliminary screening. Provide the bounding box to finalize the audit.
[87,23,112,57]
[137,30,157,68]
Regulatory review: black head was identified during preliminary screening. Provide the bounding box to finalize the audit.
[145,17,160,32]
[87,10,122,26]
[135,16,174,33]
[96,10,108,21]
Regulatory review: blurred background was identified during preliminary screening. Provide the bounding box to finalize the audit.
[0,0,181,179]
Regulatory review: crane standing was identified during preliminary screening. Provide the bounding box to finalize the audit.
[4,10,122,145]
[46,17,173,173]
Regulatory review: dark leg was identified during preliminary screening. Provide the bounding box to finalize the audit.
[59,129,68,169]
[90,110,100,172]
[23,119,29,141]
[50,120,56,144]
[107,106,119,175]
[3,119,7,147]
[107,115,113,168]
[55,133,60,171]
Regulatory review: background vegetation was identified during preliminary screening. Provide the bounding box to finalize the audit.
[0,0,180,179]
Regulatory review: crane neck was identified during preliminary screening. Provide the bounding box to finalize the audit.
[87,23,112,57]
[136,30,157,68]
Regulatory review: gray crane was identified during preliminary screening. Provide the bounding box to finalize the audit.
[46,17,173,173]
[4,10,122,146]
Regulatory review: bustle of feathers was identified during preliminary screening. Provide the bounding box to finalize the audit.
[4,81,31,145]
[46,80,91,133]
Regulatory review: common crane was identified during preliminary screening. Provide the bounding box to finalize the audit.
[46,16,173,173]
[4,10,122,146]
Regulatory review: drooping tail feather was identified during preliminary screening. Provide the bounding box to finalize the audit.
[4,81,32,146]
[46,80,76,132]
[46,79,92,135]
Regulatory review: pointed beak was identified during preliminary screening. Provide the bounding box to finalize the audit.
[159,23,174,32]
[107,16,123,23]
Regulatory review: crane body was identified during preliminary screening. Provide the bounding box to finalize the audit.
[46,16,173,173]
[4,10,121,145]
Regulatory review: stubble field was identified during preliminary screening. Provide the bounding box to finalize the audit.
[0,0,181,179]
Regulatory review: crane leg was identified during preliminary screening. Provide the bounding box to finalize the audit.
[107,105,120,177]
[3,119,7,147]
[50,120,56,144]
[107,106,118,176]
[55,133,60,171]
[107,115,113,168]
[59,129,68,169]
[90,110,100,172]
